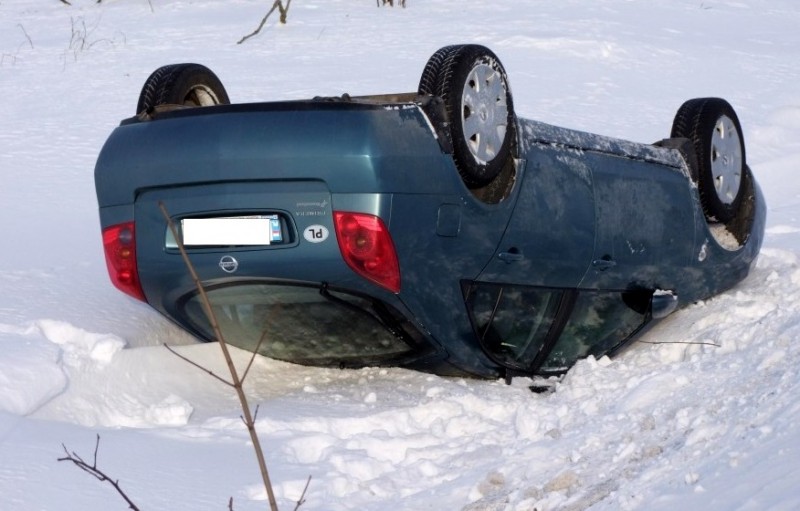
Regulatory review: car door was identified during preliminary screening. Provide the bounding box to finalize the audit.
[580,153,697,290]
[477,145,596,289]
[467,146,662,375]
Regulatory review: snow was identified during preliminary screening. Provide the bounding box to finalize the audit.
[1,0,799,509]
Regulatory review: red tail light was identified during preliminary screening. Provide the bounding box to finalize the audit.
[102,222,146,301]
[333,212,400,293]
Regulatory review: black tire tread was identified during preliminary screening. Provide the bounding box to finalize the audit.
[670,97,747,223]
[136,63,230,114]
[136,64,179,114]
[418,45,460,95]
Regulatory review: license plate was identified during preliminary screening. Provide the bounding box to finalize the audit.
[181,215,282,246]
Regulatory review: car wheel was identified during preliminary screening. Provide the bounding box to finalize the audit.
[136,63,230,114]
[671,98,747,223]
[418,45,516,188]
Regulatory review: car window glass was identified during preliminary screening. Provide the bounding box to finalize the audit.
[466,283,563,370]
[539,290,647,374]
[181,283,418,366]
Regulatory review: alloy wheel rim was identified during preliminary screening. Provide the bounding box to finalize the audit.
[184,85,220,107]
[460,63,508,165]
[710,114,743,205]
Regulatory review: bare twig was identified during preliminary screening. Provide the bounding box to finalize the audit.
[293,476,312,511]
[158,202,280,511]
[164,343,234,387]
[242,300,284,382]
[58,435,141,511]
[237,0,293,45]
[637,339,721,348]
[278,0,292,23]
[241,327,270,382]
[64,14,119,65]
[18,24,33,49]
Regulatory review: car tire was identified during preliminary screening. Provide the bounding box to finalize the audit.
[418,45,516,188]
[671,98,747,223]
[418,45,461,96]
[136,63,230,114]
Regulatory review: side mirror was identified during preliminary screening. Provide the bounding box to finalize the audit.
[651,291,678,319]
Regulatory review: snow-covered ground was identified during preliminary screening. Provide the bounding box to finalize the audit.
[2,0,799,509]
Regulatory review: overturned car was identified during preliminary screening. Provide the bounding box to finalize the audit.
[95,44,765,380]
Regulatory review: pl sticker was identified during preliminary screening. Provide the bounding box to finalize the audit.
[303,225,329,243]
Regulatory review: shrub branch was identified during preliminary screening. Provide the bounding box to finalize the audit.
[58,435,141,511]
[238,0,293,45]
[164,343,234,387]
[158,202,280,511]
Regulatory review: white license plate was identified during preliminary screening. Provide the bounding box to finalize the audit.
[181,217,277,246]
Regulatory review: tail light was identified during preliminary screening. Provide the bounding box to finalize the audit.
[102,222,146,301]
[333,212,400,293]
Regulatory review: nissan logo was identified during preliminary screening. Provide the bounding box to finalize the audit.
[219,255,239,274]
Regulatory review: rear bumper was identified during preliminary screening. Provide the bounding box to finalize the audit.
[95,99,456,209]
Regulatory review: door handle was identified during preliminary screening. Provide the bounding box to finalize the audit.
[592,257,617,271]
[498,248,523,263]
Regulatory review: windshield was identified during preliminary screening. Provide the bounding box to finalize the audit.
[181,282,424,367]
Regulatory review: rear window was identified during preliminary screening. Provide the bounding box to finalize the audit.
[181,282,425,367]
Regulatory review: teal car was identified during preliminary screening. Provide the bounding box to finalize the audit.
[96,45,765,380]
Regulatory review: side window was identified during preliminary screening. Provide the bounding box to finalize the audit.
[466,282,651,375]
[538,289,649,374]
[464,282,563,370]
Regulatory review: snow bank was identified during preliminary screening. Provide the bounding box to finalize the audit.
[0,325,65,416]
[1,0,799,510]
